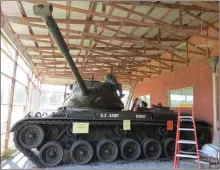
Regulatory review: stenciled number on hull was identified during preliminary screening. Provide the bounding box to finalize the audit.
[136,114,147,119]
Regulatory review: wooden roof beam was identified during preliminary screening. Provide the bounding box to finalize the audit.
[4,16,208,30]
[35,60,170,70]
[38,65,155,77]
[110,4,218,41]
[109,1,219,13]
[42,73,143,82]
[25,45,206,56]
[25,1,210,36]
[17,34,181,43]
[92,39,161,73]
[17,2,39,47]
[99,25,187,63]
[184,10,219,32]
[30,54,184,64]
[1,17,34,70]
[190,1,219,12]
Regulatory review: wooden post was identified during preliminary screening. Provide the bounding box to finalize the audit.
[206,29,210,58]
[179,10,182,28]
[34,81,41,114]
[218,57,220,131]
[64,84,67,100]
[171,54,174,72]
[158,28,161,44]
[186,42,189,67]
[33,78,38,112]
[36,79,41,112]
[4,51,18,152]
[28,74,34,112]
[24,72,30,116]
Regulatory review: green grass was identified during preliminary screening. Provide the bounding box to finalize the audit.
[0,148,16,162]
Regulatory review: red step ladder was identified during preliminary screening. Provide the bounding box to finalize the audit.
[173,104,200,169]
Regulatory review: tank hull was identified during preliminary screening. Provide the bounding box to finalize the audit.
[12,109,211,167]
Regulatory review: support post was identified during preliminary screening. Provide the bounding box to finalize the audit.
[24,72,30,116]
[186,42,189,67]
[64,84,67,100]
[4,51,18,152]
[29,74,34,113]
[208,56,219,131]
[218,58,219,131]
[218,56,220,131]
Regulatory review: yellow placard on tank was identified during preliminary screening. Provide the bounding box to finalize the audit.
[123,120,131,130]
[72,122,89,134]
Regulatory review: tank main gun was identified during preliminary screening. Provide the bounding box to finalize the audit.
[33,4,89,96]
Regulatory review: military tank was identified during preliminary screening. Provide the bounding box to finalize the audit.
[11,4,212,168]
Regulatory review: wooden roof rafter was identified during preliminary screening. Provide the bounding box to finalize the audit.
[1,0,218,86]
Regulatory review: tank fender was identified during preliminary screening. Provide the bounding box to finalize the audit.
[10,120,25,132]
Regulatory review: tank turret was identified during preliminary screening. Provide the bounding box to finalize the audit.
[33,4,124,110]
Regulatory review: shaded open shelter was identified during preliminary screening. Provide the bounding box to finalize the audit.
[0,1,219,169]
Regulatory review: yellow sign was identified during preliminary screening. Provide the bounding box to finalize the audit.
[123,120,131,130]
[72,122,89,134]
[178,104,193,108]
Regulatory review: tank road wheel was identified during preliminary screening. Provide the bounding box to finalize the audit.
[156,126,168,136]
[18,124,44,149]
[163,138,175,158]
[120,139,141,161]
[142,138,162,160]
[97,139,118,162]
[39,141,64,167]
[70,140,94,165]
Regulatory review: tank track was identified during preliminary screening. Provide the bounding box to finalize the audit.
[13,120,128,168]
[13,119,209,168]
[13,122,44,168]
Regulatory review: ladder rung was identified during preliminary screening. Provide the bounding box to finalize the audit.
[176,154,198,158]
[177,140,196,144]
[180,151,197,155]
[179,116,193,119]
[180,119,193,122]
[178,128,194,131]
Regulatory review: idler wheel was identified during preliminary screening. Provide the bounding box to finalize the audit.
[163,138,175,158]
[96,139,118,162]
[39,141,64,167]
[120,138,141,161]
[18,125,44,149]
[156,126,168,136]
[142,138,162,160]
[70,140,94,165]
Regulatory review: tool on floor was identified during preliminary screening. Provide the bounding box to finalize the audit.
[173,104,200,169]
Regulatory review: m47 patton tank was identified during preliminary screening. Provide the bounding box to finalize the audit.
[11,4,211,168]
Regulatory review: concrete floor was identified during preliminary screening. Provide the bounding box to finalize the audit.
[1,151,202,169]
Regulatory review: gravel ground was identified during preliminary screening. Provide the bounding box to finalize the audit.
[50,159,198,169]
[2,152,200,169]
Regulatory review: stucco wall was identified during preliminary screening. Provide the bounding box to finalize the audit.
[133,61,214,125]
[133,22,219,126]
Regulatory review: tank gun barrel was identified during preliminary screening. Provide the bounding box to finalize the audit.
[33,4,89,95]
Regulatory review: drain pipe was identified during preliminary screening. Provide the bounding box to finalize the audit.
[208,56,219,131]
